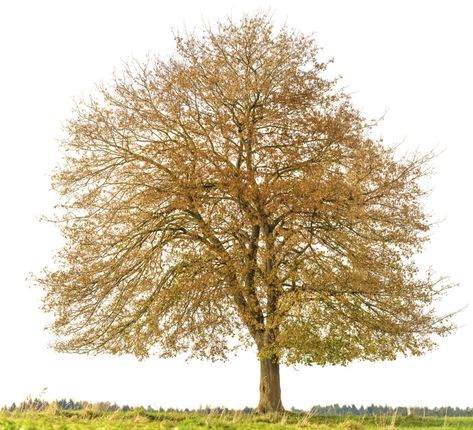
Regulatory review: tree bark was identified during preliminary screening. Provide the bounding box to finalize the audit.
[257,356,284,413]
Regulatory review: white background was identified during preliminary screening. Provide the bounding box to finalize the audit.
[0,0,472,410]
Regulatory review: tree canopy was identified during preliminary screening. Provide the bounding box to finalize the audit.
[37,14,454,412]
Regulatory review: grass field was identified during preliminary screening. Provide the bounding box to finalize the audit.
[1,411,473,430]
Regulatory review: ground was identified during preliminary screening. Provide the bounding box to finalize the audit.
[1,411,473,430]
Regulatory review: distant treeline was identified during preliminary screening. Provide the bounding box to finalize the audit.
[307,404,473,417]
[3,398,473,417]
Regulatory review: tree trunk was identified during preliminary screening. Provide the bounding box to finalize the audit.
[257,356,284,413]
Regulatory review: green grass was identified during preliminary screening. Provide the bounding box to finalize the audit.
[1,411,473,430]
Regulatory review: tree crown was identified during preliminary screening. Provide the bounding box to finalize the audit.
[37,14,454,365]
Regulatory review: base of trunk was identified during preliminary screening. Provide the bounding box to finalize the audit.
[257,357,284,413]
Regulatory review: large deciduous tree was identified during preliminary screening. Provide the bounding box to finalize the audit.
[37,14,453,412]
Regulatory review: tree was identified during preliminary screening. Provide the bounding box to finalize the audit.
[37,14,454,412]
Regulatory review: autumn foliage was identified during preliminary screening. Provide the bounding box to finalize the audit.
[37,14,454,412]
